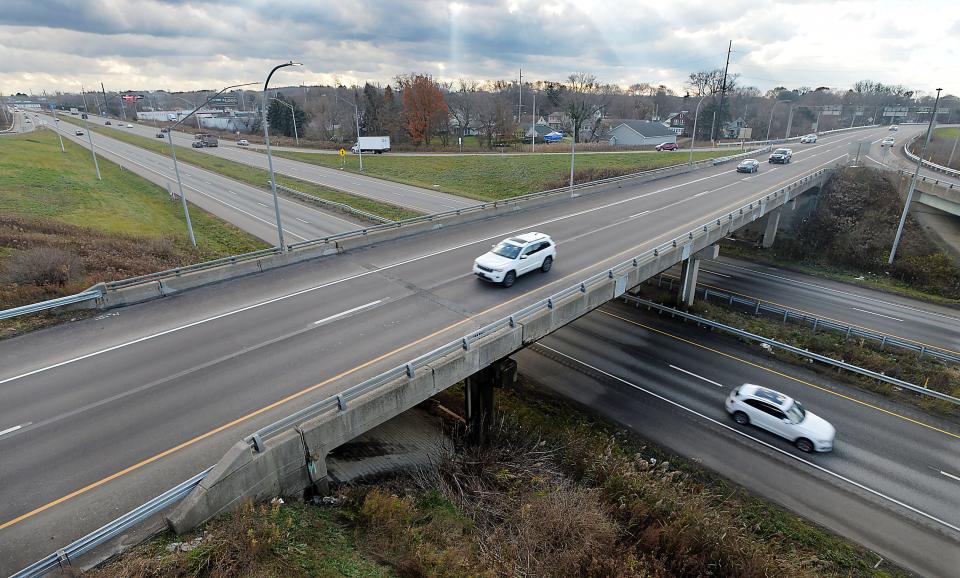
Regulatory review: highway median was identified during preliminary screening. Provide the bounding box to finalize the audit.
[55,115,422,222]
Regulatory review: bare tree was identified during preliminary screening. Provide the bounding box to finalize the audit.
[448,79,480,138]
[563,72,605,143]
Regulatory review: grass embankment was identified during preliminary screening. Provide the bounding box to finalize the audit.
[93,380,906,578]
[0,130,266,337]
[638,282,960,417]
[722,167,960,305]
[272,148,736,201]
[926,127,960,170]
[56,116,420,221]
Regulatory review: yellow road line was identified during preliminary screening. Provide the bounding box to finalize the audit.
[0,152,860,531]
[598,308,960,441]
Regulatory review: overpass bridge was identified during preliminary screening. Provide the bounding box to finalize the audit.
[0,126,885,573]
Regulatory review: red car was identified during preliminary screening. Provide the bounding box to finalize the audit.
[655,142,679,151]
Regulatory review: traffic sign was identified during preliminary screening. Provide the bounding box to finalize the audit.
[339,148,346,157]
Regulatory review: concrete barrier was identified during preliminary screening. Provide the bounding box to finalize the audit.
[167,169,831,534]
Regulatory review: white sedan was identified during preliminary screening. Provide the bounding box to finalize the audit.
[726,384,835,452]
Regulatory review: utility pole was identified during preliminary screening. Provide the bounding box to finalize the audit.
[80,87,102,180]
[517,69,522,149]
[711,40,732,143]
[101,83,109,117]
[889,88,942,265]
[947,133,959,168]
[532,89,536,153]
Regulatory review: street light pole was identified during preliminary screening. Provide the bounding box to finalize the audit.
[569,134,576,193]
[263,61,303,252]
[51,107,65,153]
[79,88,101,180]
[167,82,258,247]
[270,98,299,146]
[889,88,942,265]
[686,94,707,164]
[531,89,536,153]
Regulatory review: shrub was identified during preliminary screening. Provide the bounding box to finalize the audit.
[3,247,84,287]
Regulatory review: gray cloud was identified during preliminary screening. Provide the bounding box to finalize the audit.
[0,0,954,96]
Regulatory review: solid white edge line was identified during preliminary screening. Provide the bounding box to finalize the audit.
[850,307,904,322]
[700,269,731,278]
[712,260,960,322]
[536,343,960,534]
[314,300,382,326]
[668,364,725,387]
[0,424,23,437]
[940,470,960,483]
[0,132,867,386]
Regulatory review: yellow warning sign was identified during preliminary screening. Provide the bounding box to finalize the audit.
[339,148,346,157]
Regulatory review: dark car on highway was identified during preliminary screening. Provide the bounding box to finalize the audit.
[768,148,792,164]
[737,159,760,173]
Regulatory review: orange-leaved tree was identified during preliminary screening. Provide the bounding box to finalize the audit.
[400,74,448,145]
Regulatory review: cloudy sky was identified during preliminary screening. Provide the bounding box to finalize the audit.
[1,0,956,96]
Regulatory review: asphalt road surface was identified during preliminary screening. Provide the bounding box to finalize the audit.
[659,256,960,356]
[515,300,960,577]
[0,125,892,574]
[864,122,960,183]
[80,112,476,214]
[37,112,359,243]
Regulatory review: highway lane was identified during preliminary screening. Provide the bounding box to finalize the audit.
[37,113,359,244]
[659,256,960,356]
[864,122,960,183]
[515,301,960,577]
[81,113,476,213]
[0,125,890,573]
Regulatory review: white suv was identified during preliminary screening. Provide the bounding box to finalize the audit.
[799,134,817,143]
[725,384,835,452]
[473,232,556,287]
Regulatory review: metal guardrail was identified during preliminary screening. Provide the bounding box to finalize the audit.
[622,295,960,405]
[715,124,881,148]
[895,169,958,190]
[287,146,770,251]
[0,145,768,321]
[11,163,842,575]
[651,275,960,365]
[245,161,838,451]
[270,181,396,224]
[904,135,960,179]
[0,289,103,320]
[11,467,213,578]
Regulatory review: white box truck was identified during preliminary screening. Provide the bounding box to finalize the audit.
[351,136,391,154]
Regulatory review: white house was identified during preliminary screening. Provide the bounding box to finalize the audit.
[608,120,677,146]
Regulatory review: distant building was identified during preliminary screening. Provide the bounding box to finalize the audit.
[608,120,677,146]
[722,117,748,139]
[547,111,567,129]
[522,122,554,142]
[663,112,694,136]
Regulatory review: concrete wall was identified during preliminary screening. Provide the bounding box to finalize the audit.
[167,173,824,533]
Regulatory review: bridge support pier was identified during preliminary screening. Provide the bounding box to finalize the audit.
[465,357,517,445]
[762,206,783,248]
[679,245,719,306]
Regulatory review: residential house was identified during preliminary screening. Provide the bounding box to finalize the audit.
[523,122,555,142]
[722,117,748,139]
[607,120,677,146]
[663,112,693,137]
[547,111,567,130]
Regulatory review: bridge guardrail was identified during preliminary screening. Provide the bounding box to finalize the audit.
[0,146,769,321]
[651,275,960,365]
[904,134,960,179]
[244,160,839,451]
[14,161,841,575]
[621,295,960,405]
[11,468,213,578]
[895,169,958,190]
